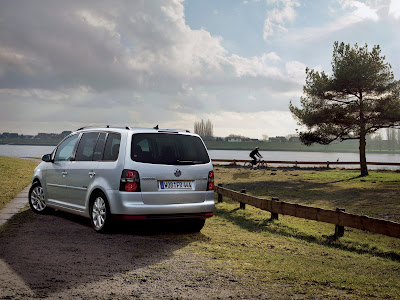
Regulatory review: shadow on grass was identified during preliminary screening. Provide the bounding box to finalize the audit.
[215,205,400,263]
[329,175,363,183]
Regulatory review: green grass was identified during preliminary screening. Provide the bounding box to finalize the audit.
[0,156,39,210]
[214,166,400,222]
[189,166,400,298]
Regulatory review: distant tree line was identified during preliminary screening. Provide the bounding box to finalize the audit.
[0,131,71,140]
[194,119,214,140]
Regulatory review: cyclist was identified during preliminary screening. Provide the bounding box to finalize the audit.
[249,147,263,168]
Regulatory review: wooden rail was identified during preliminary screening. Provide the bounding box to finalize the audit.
[215,185,400,239]
[212,159,400,167]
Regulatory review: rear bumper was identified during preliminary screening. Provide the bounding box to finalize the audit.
[113,212,213,221]
[106,190,215,216]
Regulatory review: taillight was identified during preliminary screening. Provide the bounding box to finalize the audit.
[207,170,214,191]
[120,169,141,192]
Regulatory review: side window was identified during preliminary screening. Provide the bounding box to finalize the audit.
[132,135,152,162]
[102,133,121,161]
[93,133,107,161]
[54,134,79,162]
[75,132,100,161]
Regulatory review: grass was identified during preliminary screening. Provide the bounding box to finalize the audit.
[1,159,399,298]
[0,156,39,210]
[214,166,400,222]
[189,166,400,299]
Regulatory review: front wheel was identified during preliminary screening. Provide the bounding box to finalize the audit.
[90,193,112,233]
[29,182,49,214]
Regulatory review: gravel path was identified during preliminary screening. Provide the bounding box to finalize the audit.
[0,209,282,299]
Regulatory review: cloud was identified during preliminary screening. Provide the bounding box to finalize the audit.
[389,0,400,18]
[263,0,300,40]
[339,0,379,22]
[0,0,306,136]
[289,0,380,43]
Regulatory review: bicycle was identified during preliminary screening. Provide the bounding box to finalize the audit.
[244,159,268,170]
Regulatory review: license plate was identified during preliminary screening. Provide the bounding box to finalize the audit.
[159,181,193,190]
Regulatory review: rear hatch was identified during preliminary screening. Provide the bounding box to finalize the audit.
[130,132,212,205]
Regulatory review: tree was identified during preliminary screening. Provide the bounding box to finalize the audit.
[194,119,214,139]
[290,42,400,176]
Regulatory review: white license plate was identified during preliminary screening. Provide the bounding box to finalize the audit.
[159,181,193,190]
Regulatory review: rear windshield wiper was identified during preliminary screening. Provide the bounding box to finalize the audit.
[175,160,204,165]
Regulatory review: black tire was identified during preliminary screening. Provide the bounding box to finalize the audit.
[29,182,49,214]
[90,192,112,233]
[181,219,206,233]
[259,162,267,169]
[243,162,253,168]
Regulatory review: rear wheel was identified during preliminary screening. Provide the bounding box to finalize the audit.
[29,182,49,214]
[243,161,253,168]
[90,192,112,233]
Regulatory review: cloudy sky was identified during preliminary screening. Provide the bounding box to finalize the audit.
[0,0,399,138]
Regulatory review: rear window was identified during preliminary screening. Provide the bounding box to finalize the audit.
[131,133,210,165]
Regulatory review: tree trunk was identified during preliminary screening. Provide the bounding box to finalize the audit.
[359,92,369,176]
[359,133,368,176]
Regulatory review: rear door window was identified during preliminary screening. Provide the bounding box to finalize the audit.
[75,132,100,161]
[131,133,210,165]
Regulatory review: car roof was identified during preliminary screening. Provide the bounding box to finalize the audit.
[75,126,193,135]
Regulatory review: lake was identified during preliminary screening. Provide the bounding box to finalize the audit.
[1,144,399,170]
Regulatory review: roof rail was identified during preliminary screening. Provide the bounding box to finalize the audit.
[158,128,191,133]
[77,125,131,131]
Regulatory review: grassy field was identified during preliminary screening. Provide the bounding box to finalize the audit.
[1,159,399,298]
[0,156,38,210]
[192,166,400,299]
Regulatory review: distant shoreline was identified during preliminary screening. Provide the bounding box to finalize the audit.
[1,140,399,154]
[0,142,57,146]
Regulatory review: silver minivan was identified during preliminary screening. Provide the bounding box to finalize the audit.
[29,126,215,232]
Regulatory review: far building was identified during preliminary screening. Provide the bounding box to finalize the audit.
[269,136,288,143]
[227,137,242,142]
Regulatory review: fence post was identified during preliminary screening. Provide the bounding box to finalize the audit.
[240,189,246,209]
[271,197,279,220]
[334,208,345,238]
[217,184,223,203]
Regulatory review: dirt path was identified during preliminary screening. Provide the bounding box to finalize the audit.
[0,209,283,299]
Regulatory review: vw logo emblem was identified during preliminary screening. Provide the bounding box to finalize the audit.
[174,169,181,177]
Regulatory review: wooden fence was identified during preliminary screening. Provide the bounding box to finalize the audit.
[212,159,400,168]
[215,185,400,239]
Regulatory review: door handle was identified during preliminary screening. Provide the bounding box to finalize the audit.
[88,171,96,178]
[62,171,68,177]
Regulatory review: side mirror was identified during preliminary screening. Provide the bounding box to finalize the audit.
[42,154,53,162]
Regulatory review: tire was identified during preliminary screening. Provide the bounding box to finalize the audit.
[90,192,112,233]
[182,219,205,233]
[259,162,267,169]
[243,162,253,168]
[29,182,49,214]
